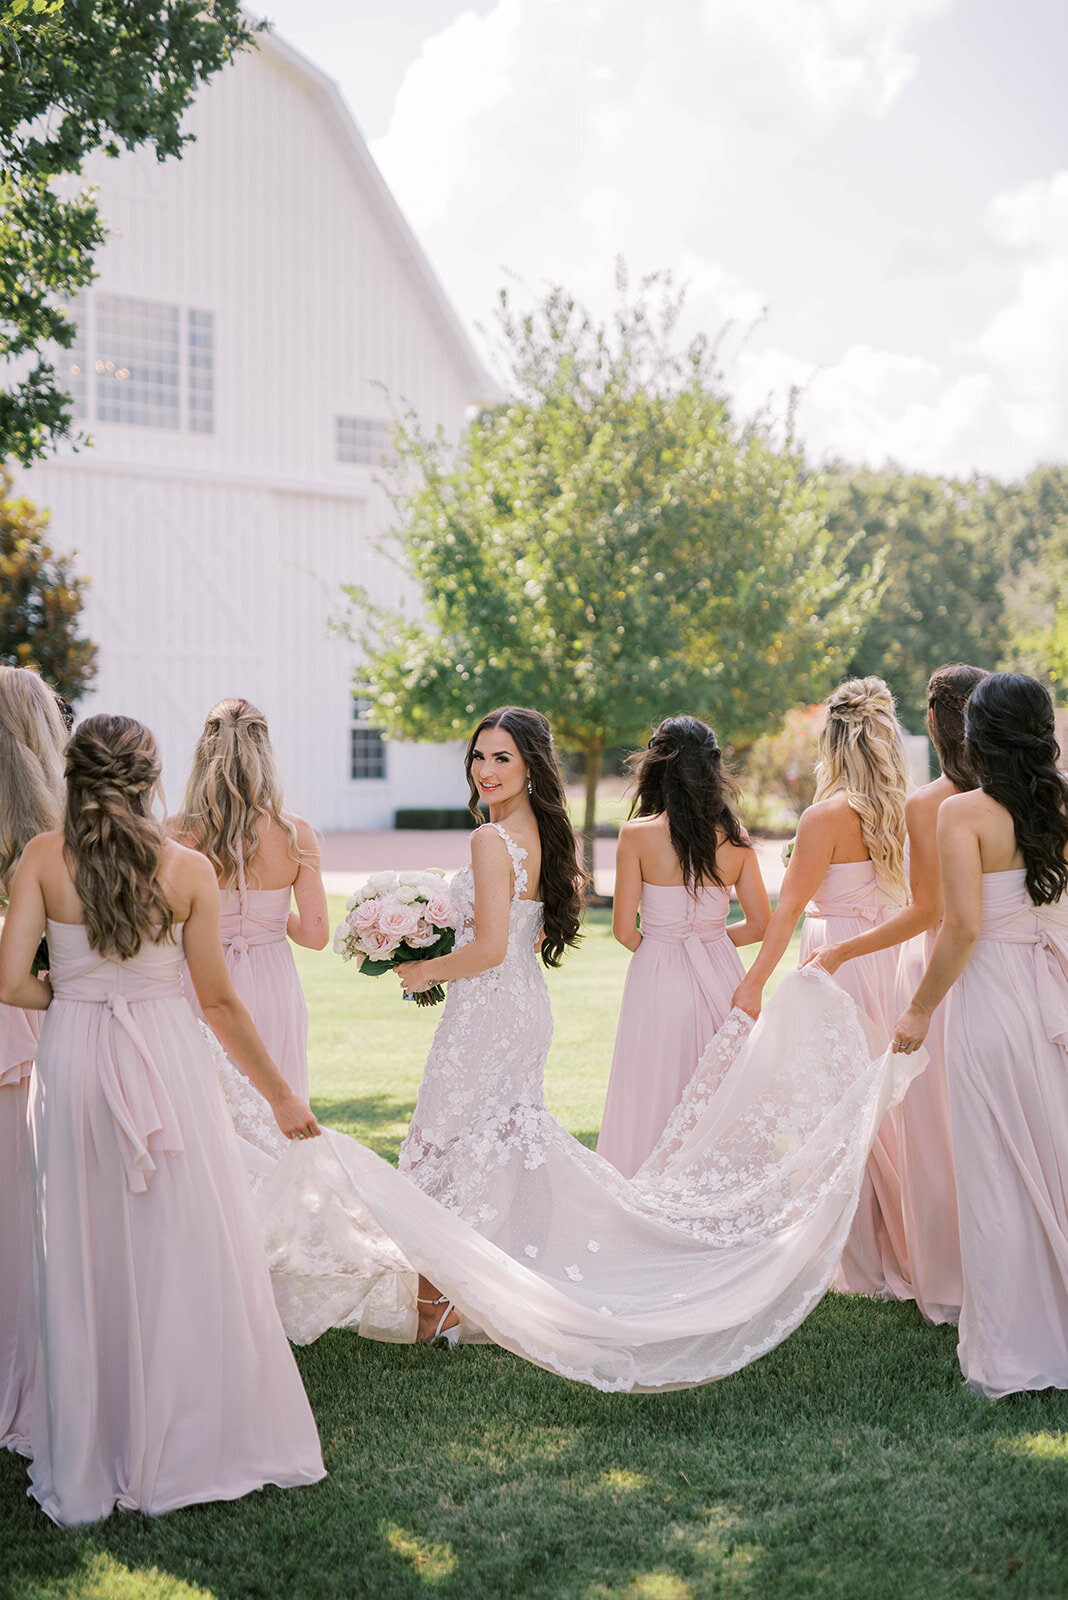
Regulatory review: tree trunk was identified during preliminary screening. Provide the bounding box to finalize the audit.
[582,739,603,893]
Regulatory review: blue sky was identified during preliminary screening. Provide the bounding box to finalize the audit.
[260,0,1068,480]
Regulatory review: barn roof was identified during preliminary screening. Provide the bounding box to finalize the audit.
[258,25,498,405]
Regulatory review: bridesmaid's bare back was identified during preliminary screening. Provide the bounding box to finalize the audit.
[623,813,750,888]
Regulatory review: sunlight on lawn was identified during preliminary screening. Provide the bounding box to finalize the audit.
[19,1551,216,1600]
[1001,1431,1068,1459]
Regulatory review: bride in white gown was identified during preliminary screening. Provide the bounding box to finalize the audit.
[216,706,927,1392]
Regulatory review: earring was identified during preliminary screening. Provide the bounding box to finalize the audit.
[527,777,533,794]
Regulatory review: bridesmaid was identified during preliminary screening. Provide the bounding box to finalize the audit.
[732,677,913,1301]
[171,698,328,1099]
[597,716,770,1177]
[0,667,66,1454]
[894,673,1068,1395]
[805,664,988,1324]
[0,714,325,1524]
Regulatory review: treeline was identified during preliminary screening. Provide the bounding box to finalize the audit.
[829,463,1068,734]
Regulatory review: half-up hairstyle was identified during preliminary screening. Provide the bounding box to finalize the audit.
[64,715,174,958]
[0,665,67,897]
[927,664,989,791]
[627,715,748,890]
[965,673,1068,906]
[465,707,586,968]
[176,698,301,889]
[814,676,910,903]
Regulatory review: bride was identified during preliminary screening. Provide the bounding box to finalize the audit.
[217,705,927,1392]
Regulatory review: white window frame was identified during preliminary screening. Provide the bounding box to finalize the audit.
[350,695,387,782]
[65,292,215,435]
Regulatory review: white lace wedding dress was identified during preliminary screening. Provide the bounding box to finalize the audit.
[213,824,926,1392]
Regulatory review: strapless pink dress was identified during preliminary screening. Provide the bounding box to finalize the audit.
[894,927,963,1324]
[597,882,745,1178]
[800,862,913,1302]
[0,998,40,1454]
[946,870,1068,1396]
[187,852,309,1098]
[26,920,324,1525]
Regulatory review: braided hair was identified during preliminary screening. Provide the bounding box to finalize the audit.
[176,697,302,889]
[926,664,989,790]
[64,715,174,958]
[965,673,1068,906]
[814,677,910,903]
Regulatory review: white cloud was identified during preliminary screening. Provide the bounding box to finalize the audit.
[363,0,1067,478]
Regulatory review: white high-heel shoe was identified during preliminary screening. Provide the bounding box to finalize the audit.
[418,1295,461,1350]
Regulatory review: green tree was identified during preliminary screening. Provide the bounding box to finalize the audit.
[0,0,258,465]
[828,468,1007,732]
[0,468,96,699]
[345,276,880,874]
[994,466,1068,695]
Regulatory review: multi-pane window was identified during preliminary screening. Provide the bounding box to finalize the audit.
[335,415,393,466]
[64,293,214,433]
[95,294,180,429]
[187,309,215,434]
[351,696,387,781]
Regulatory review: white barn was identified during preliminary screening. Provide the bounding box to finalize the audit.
[18,28,490,827]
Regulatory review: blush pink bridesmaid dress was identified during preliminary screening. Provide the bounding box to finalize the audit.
[187,844,309,1098]
[800,861,913,1303]
[597,882,745,1178]
[26,919,325,1526]
[0,1000,40,1455]
[945,869,1068,1396]
[894,928,963,1324]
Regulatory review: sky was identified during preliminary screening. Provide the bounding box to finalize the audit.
[259,0,1068,481]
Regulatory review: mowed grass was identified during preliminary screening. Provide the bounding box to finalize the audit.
[4,906,1068,1600]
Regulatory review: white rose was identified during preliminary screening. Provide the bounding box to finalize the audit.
[394,883,419,905]
[364,870,399,894]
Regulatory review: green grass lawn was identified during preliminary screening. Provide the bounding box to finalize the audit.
[3,906,1067,1600]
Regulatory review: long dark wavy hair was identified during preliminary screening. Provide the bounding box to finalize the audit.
[465,707,585,968]
[965,673,1068,906]
[64,715,175,958]
[927,664,989,791]
[627,715,747,890]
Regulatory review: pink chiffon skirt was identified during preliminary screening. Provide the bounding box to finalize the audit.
[597,884,744,1178]
[0,1002,40,1454]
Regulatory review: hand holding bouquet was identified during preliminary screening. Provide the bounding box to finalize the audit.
[333,869,457,1006]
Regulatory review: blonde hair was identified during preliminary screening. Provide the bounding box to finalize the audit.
[64,715,174,958]
[0,665,68,897]
[176,697,300,889]
[814,676,910,903]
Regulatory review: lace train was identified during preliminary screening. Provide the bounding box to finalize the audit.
[205,962,925,1390]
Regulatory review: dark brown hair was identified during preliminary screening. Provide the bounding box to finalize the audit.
[965,673,1068,907]
[64,715,174,958]
[926,664,989,791]
[628,715,747,889]
[465,707,585,967]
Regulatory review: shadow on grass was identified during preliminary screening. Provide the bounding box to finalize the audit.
[310,1094,416,1163]
[6,1296,1068,1600]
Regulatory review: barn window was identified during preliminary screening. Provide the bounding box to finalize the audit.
[335,415,393,466]
[65,293,214,432]
[351,696,387,781]
[187,309,215,434]
[95,295,180,429]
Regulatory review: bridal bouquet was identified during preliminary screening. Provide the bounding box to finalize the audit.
[332,869,457,1006]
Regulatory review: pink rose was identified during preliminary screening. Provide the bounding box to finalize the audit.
[352,899,380,932]
[377,900,422,940]
[424,893,455,929]
[358,928,400,959]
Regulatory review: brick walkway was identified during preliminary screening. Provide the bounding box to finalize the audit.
[320,831,788,899]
